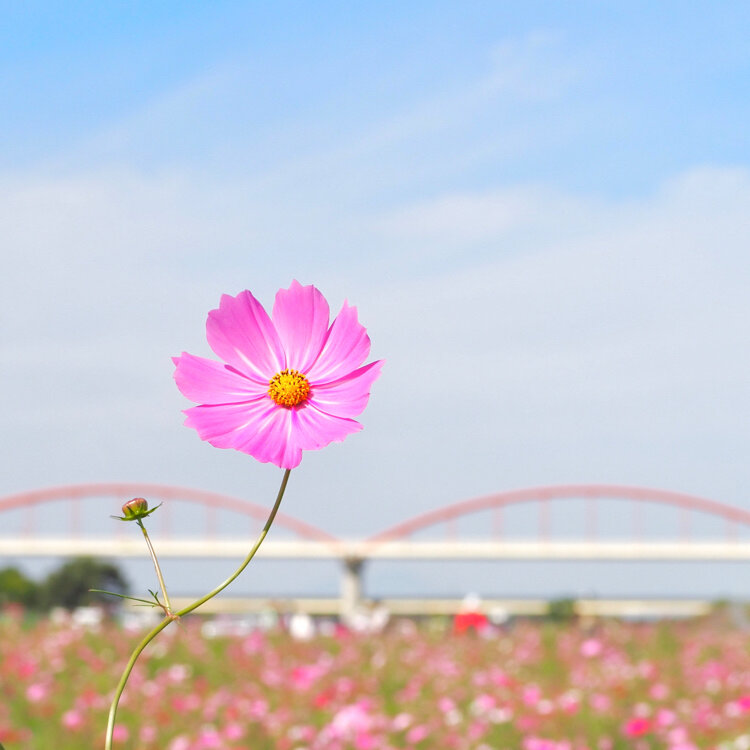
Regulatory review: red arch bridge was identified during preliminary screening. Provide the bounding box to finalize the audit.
[2,483,750,618]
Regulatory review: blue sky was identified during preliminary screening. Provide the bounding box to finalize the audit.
[2,2,750,598]
[4,2,749,189]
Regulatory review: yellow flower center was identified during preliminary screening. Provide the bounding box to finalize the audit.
[268,369,311,407]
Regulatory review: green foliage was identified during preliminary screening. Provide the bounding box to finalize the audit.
[0,558,130,613]
[547,597,578,621]
[0,567,38,608]
[37,557,129,611]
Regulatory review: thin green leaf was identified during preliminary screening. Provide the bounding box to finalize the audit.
[89,589,159,607]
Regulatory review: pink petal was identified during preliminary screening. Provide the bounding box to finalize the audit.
[290,402,363,451]
[272,281,330,373]
[308,360,384,418]
[206,291,285,383]
[235,407,303,469]
[173,353,266,405]
[306,302,371,383]
[184,399,303,469]
[183,399,268,443]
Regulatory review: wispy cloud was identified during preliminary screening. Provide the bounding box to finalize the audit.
[2,164,748,531]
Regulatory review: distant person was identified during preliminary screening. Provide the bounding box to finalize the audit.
[289,611,315,640]
[453,592,489,634]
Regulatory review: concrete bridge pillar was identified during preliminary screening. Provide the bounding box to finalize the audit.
[340,556,365,621]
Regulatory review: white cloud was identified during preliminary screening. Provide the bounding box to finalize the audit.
[359,166,750,517]
[1,164,748,562]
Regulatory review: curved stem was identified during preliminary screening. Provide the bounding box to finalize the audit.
[104,468,291,749]
[104,617,172,749]
[137,519,173,614]
[176,468,291,618]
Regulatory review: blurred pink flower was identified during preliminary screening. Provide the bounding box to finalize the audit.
[167,664,191,683]
[667,727,690,745]
[174,281,383,469]
[248,698,269,719]
[290,662,326,691]
[223,722,244,740]
[558,691,580,715]
[392,713,413,731]
[330,701,374,737]
[471,693,495,714]
[406,724,430,743]
[196,726,222,748]
[590,694,611,713]
[26,683,47,702]
[523,737,571,750]
[354,732,378,750]
[623,717,651,737]
[139,726,157,742]
[468,720,487,740]
[655,708,676,727]
[61,709,84,730]
[16,658,37,679]
[111,724,129,743]
[650,682,669,700]
[580,638,603,658]
[437,697,456,713]
[522,684,542,707]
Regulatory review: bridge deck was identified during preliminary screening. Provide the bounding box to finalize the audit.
[3,537,750,560]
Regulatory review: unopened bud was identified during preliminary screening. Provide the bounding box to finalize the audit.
[122,497,149,519]
[112,496,161,522]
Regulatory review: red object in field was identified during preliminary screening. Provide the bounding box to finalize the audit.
[453,611,488,634]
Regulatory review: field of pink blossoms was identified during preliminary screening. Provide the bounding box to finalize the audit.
[3,611,750,750]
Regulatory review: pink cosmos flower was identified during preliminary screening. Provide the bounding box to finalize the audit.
[580,638,603,658]
[405,725,430,743]
[623,717,651,737]
[111,724,130,743]
[25,683,47,702]
[173,281,383,469]
[61,709,84,730]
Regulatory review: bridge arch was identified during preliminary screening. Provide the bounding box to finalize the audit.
[368,484,750,542]
[0,483,337,542]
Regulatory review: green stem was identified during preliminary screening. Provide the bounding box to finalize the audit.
[104,468,291,750]
[104,617,172,749]
[137,519,173,615]
[176,468,291,617]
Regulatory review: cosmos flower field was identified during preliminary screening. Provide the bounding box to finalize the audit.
[3,613,750,750]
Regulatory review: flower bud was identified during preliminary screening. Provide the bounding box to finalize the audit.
[112,497,162,522]
[121,497,149,519]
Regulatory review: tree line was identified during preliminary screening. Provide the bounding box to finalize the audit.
[0,557,128,611]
